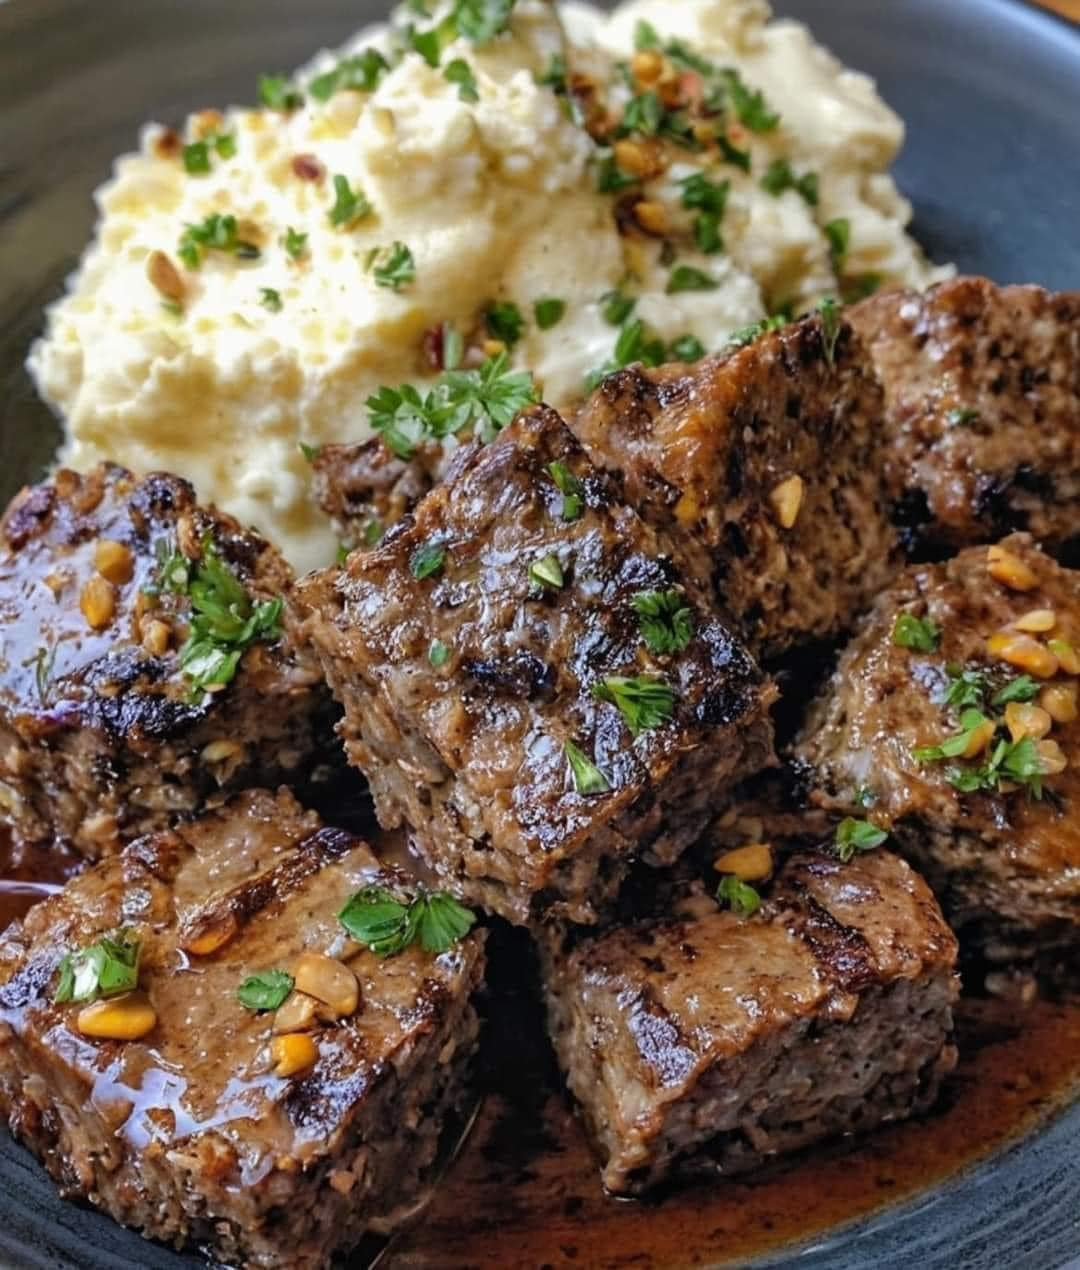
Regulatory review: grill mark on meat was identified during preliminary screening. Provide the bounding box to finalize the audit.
[462,652,555,700]
[783,889,879,994]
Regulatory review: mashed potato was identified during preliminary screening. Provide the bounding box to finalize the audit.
[29,0,949,571]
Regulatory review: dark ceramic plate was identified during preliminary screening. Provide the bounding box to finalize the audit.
[1,1,1079,1267]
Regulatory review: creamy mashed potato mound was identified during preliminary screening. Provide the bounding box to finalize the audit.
[29,0,950,570]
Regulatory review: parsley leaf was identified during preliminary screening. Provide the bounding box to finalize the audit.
[283,226,308,261]
[631,589,694,654]
[716,874,761,917]
[547,460,583,521]
[309,49,389,100]
[372,241,416,291]
[940,666,989,709]
[817,296,842,367]
[600,289,636,326]
[912,708,993,763]
[669,334,706,362]
[439,350,538,439]
[892,612,941,652]
[366,384,442,459]
[634,19,660,49]
[338,886,476,955]
[947,407,980,427]
[429,639,450,667]
[667,265,717,294]
[716,135,752,172]
[834,817,888,863]
[534,297,566,330]
[178,213,258,270]
[992,674,1040,706]
[720,68,779,131]
[595,150,638,193]
[592,675,675,735]
[258,74,304,111]
[237,970,294,1011]
[485,301,525,347]
[727,315,787,348]
[824,217,851,272]
[453,0,516,43]
[259,287,283,312]
[328,174,372,228]
[565,740,611,795]
[621,91,663,136]
[680,172,729,216]
[760,159,818,204]
[54,932,140,1005]
[410,541,446,580]
[173,540,284,697]
[528,554,564,590]
[444,57,479,101]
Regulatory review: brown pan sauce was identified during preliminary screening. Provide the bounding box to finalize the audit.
[0,824,1077,1269]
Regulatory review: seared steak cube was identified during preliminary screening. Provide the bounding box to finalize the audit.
[293,407,775,927]
[541,844,958,1194]
[568,310,898,658]
[795,533,1080,984]
[0,788,485,1270]
[849,277,1080,557]
[312,438,447,549]
[0,464,333,858]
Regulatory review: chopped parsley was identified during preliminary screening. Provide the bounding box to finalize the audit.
[338,886,476,956]
[410,26,443,67]
[631,589,694,654]
[367,351,537,457]
[298,441,320,463]
[283,226,308,261]
[410,541,446,580]
[453,0,516,43]
[940,666,989,709]
[667,265,717,294]
[534,297,566,330]
[537,52,568,89]
[528,554,564,590]
[621,90,663,137]
[178,213,258,270]
[945,735,1046,798]
[727,314,787,348]
[824,217,851,272]
[328,174,372,228]
[259,287,283,312]
[363,519,384,546]
[760,159,818,205]
[817,296,841,367]
[336,543,351,565]
[834,817,888,863]
[992,674,1040,706]
[716,874,761,917]
[547,461,583,521]
[716,135,752,172]
[429,639,450,668]
[485,301,525,347]
[182,132,235,175]
[892,611,941,653]
[170,539,284,697]
[444,57,479,101]
[564,740,611,795]
[309,48,389,100]
[33,645,56,705]
[853,784,875,808]
[372,241,416,291]
[634,18,660,48]
[680,173,729,257]
[600,289,636,326]
[669,334,706,363]
[841,273,883,304]
[54,932,140,1005]
[913,708,992,764]
[258,74,304,111]
[947,407,980,427]
[595,149,638,193]
[236,969,294,1011]
[720,67,780,131]
[592,675,675,735]
[585,316,666,389]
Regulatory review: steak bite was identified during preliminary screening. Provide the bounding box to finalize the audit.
[568,310,898,658]
[0,464,333,858]
[311,438,447,550]
[848,277,1080,557]
[293,406,775,927]
[541,842,959,1195]
[0,788,485,1270]
[795,533,1080,984]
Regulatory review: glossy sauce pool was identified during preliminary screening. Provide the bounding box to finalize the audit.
[1,826,1078,1269]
